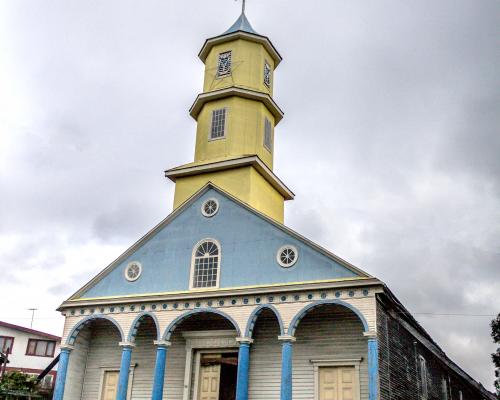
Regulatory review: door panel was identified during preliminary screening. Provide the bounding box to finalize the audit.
[101,371,119,400]
[319,367,357,400]
[199,363,221,400]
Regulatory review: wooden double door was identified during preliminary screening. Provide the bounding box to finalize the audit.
[318,366,357,400]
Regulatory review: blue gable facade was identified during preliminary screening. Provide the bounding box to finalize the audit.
[77,186,363,300]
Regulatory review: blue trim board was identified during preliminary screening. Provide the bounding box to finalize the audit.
[163,308,241,340]
[288,299,369,336]
[245,304,284,337]
[66,314,125,345]
[127,312,161,342]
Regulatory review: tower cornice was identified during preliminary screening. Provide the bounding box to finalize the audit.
[165,155,294,200]
[189,86,284,124]
[199,31,282,67]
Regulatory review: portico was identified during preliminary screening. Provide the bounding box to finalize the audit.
[54,286,381,400]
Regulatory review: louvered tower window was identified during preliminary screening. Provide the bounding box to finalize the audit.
[210,109,226,139]
[264,118,272,151]
[264,61,271,87]
[192,240,220,288]
[217,51,232,77]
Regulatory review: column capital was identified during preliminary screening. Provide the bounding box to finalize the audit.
[153,340,172,348]
[236,337,254,345]
[363,331,378,340]
[278,335,296,343]
[59,344,75,352]
[119,341,136,349]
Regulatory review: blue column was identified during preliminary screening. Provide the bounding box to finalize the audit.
[151,342,169,400]
[235,340,251,400]
[116,344,134,400]
[279,337,294,400]
[52,347,72,400]
[368,337,379,400]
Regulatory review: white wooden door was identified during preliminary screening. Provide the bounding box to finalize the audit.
[101,371,119,400]
[198,363,221,400]
[319,367,356,400]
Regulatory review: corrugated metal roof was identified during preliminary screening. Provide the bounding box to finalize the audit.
[224,12,258,35]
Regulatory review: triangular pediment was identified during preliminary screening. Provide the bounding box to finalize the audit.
[68,184,371,303]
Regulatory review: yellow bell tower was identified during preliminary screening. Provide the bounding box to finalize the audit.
[165,7,294,223]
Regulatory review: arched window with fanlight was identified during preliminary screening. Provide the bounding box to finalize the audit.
[190,239,221,289]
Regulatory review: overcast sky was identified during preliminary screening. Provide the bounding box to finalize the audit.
[0,0,499,391]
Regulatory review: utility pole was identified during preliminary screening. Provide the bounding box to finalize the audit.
[27,308,38,328]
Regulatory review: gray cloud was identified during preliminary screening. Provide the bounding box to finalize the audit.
[0,0,498,391]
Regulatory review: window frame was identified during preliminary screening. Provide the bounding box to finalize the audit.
[0,335,14,354]
[263,60,272,88]
[209,108,228,141]
[264,117,273,152]
[441,376,450,400]
[277,245,299,268]
[124,261,142,282]
[25,339,56,357]
[216,51,232,78]
[418,355,428,400]
[189,238,222,290]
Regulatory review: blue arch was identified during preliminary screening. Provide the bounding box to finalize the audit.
[162,308,241,341]
[127,312,161,342]
[288,300,369,336]
[245,304,285,338]
[66,314,125,345]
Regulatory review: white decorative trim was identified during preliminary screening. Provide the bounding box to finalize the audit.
[311,358,361,400]
[182,330,238,349]
[277,245,298,268]
[118,341,136,348]
[201,198,220,217]
[363,331,377,339]
[235,337,254,344]
[59,344,75,352]
[124,262,142,282]
[277,335,296,342]
[189,238,222,290]
[153,340,171,347]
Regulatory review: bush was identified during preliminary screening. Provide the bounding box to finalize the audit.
[0,371,39,393]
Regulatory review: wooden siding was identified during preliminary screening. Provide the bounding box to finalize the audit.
[130,318,156,399]
[81,320,123,400]
[248,310,282,400]
[293,305,368,400]
[65,327,90,400]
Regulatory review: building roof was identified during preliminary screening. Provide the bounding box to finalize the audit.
[0,321,61,341]
[224,12,258,35]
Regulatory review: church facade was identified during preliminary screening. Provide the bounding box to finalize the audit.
[52,10,495,400]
